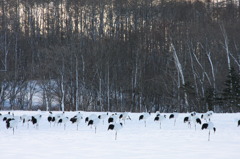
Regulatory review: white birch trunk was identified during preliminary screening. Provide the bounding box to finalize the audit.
[46,90,49,111]
[120,91,123,111]
[189,46,199,97]
[61,74,65,111]
[192,47,212,85]
[134,54,138,89]
[193,43,214,102]
[61,55,65,112]
[171,42,189,110]
[229,51,240,70]
[99,77,102,111]
[107,63,110,111]
[134,52,138,112]
[140,95,142,112]
[220,24,231,71]
[0,84,4,107]
[206,52,216,90]
[75,57,79,111]
[80,55,85,110]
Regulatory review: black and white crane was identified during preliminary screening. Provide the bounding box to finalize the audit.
[154,114,166,129]
[201,121,216,141]
[47,112,55,127]
[58,116,69,130]
[53,112,65,126]
[190,111,197,116]
[70,112,83,130]
[2,112,13,121]
[6,118,18,135]
[119,112,131,124]
[108,114,118,124]
[85,114,98,123]
[169,111,179,126]
[139,112,151,127]
[191,115,202,130]
[20,114,31,127]
[98,113,108,125]
[155,111,161,117]
[31,114,42,129]
[108,122,123,140]
[88,117,100,133]
[184,112,201,130]
[183,116,192,128]
[201,111,213,122]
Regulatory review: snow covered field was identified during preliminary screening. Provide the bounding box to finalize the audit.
[0,111,240,159]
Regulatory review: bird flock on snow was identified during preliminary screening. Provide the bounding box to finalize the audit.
[0,110,238,141]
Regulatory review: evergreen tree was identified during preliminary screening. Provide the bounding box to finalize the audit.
[222,67,240,111]
[205,87,215,111]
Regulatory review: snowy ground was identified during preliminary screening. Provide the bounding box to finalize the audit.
[0,111,240,159]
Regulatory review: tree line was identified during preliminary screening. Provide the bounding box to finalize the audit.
[1,0,240,112]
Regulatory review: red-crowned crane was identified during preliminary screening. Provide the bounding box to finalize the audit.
[201,111,213,122]
[139,112,151,127]
[85,114,98,124]
[70,112,83,130]
[31,114,42,129]
[154,114,166,129]
[119,112,131,124]
[201,121,216,141]
[88,117,100,133]
[6,118,18,135]
[108,122,123,140]
[58,116,69,130]
[169,111,179,126]
[108,114,118,124]
[21,114,31,128]
[98,113,109,125]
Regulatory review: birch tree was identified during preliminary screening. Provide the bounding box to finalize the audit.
[220,24,231,71]
[75,54,79,111]
[170,41,189,111]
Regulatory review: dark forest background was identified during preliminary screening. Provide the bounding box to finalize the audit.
[1,0,240,112]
